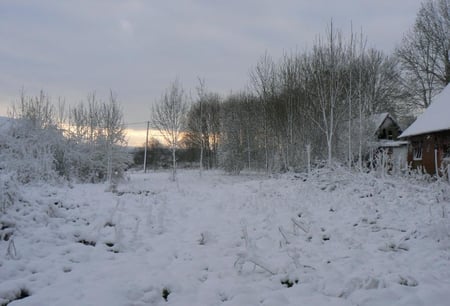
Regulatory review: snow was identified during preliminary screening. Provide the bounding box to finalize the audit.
[370,113,389,134]
[1,169,450,305]
[379,140,409,147]
[0,116,14,135]
[400,85,450,138]
[370,140,409,148]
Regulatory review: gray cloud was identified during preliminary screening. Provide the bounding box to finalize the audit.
[0,0,422,123]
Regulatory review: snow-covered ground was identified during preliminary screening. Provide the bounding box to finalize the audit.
[1,169,450,306]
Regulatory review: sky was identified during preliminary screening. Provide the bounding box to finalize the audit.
[0,0,423,145]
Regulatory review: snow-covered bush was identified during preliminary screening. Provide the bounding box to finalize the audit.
[0,119,62,184]
[66,92,130,183]
[2,90,130,185]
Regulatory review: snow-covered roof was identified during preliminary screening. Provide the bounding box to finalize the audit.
[400,85,450,138]
[369,112,402,136]
[368,139,409,149]
[375,140,409,147]
[371,112,389,132]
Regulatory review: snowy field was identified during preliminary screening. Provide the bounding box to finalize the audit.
[1,169,450,306]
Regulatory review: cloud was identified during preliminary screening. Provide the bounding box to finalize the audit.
[119,19,134,35]
[0,0,423,124]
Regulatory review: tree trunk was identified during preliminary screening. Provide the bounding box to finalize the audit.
[172,145,176,181]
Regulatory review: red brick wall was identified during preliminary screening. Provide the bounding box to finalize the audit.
[408,131,450,175]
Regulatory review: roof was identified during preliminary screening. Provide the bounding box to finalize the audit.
[371,112,389,132]
[368,140,409,149]
[399,85,450,138]
[369,112,401,136]
[376,140,409,147]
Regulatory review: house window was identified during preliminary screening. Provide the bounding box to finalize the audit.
[413,142,422,160]
[388,130,393,140]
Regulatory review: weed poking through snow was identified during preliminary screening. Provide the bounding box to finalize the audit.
[161,287,171,301]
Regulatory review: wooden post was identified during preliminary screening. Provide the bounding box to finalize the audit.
[434,149,438,176]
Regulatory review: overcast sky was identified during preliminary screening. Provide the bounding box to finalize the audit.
[1,0,423,128]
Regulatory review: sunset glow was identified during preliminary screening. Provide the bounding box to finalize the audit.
[125,128,167,147]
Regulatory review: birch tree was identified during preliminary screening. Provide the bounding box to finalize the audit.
[68,92,128,183]
[102,91,127,185]
[305,23,350,166]
[249,53,278,172]
[185,86,221,172]
[151,80,188,181]
[219,94,245,174]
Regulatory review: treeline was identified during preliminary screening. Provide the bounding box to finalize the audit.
[219,33,402,173]
[147,26,404,175]
[147,0,449,176]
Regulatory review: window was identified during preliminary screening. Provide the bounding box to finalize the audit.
[413,142,422,160]
[388,130,393,140]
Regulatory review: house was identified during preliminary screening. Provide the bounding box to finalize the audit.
[369,113,409,170]
[372,112,403,141]
[399,84,450,175]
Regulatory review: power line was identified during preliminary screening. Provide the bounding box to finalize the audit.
[123,121,149,127]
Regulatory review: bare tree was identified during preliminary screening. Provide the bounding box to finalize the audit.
[396,0,450,109]
[195,79,206,176]
[304,22,350,166]
[102,91,127,185]
[249,53,278,172]
[9,89,55,129]
[151,79,188,181]
[185,80,221,173]
[67,91,128,183]
[219,93,245,174]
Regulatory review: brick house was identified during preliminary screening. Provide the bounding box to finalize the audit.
[399,85,450,175]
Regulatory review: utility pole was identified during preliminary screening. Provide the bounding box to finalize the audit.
[143,121,149,173]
